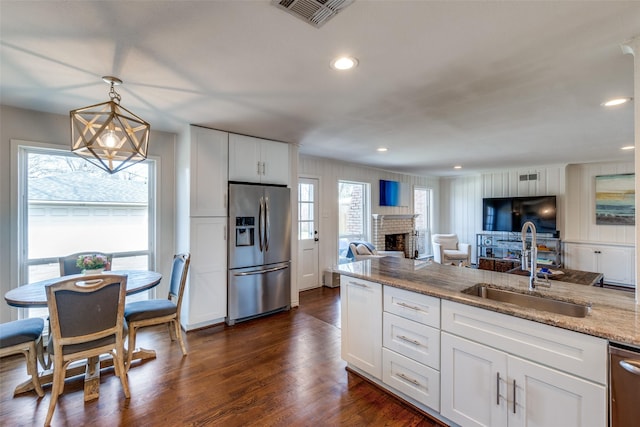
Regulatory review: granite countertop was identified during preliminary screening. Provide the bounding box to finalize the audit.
[335,257,640,347]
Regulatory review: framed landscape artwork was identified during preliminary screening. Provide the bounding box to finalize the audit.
[595,173,635,225]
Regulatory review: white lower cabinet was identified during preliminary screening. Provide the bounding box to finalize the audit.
[340,276,382,379]
[441,333,606,427]
[181,217,227,330]
[341,282,608,427]
[440,300,607,427]
[382,286,441,411]
[564,242,635,286]
[382,348,440,410]
[441,332,507,427]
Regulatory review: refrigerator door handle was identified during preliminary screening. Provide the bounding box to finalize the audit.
[265,196,270,251]
[233,264,289,276]
[258,196,265,252]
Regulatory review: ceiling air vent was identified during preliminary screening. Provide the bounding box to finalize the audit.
[519,173,539,181]
[272,0,355,28]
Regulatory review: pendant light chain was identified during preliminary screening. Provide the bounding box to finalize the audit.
[108,82,122,105]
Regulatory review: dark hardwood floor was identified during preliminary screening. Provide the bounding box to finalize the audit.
[1,287,443,426]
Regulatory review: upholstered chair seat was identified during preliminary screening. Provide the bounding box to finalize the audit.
[124,300,177,322]
[0,318,45,397]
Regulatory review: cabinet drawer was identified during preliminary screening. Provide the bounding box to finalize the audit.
[441,300,607,384]
[384,286,440,327]
[382,348,440,411]
[383,312,440,369]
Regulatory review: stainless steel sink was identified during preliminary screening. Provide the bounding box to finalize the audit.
[463,284,591,318]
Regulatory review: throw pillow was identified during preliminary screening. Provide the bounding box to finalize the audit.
[356,244,373,255]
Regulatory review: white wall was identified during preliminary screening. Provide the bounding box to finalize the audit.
[438,174,482,254]
[565,161,635,245]
[298,154,439,275]
[0,105,177,323]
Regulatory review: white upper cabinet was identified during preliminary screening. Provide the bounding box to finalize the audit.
[228,133,289,185]
[189,126,229,217]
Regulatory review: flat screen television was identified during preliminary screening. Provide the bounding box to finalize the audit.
[379,180,408,206]
[482,195,557,234]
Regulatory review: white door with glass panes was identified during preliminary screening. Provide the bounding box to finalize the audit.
[298,177,320,290]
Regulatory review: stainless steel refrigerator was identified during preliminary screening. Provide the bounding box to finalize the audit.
[227,183,291,325]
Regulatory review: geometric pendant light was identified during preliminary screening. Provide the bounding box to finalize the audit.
[70,76,150,174]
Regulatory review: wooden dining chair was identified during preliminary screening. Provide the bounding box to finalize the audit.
[0,318,46,397]
[44,274,130,426]
[58,252,113,276]
[124,253,191,371]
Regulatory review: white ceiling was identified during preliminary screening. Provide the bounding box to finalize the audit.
[1,1,638,176]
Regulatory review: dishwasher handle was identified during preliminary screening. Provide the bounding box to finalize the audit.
[620,359,640,376]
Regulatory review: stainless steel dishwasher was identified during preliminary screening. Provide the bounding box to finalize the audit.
[609,343,640,426]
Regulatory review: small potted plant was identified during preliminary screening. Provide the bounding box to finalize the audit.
[76,254,108,274]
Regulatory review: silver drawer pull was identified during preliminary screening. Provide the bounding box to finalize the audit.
[396,372,420,386]
[620,359,640,376]
[397,335,421,346]
[348,281,369,288]
[397,301,421,311]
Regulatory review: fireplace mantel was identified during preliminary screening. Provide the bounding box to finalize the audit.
[372,214,419,220]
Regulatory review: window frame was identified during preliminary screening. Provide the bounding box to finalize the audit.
[338,180,371,258]
[10,140,158,317]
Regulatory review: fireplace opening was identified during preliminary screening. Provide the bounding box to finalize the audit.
[385,233,407,252]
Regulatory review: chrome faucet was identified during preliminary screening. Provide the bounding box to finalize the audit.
[521,221,549,290]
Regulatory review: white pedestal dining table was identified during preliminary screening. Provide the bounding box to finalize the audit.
[4,270,162,400]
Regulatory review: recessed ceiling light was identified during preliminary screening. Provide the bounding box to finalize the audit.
[621,145,635,150]
[453,165,462,169]
[330,56,358,70]
[602,97,633,107]
[376,147,388,152]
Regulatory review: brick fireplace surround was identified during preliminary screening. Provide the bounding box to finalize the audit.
[371,214,418,258]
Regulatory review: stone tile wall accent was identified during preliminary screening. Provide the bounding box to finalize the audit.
[372,215,417,258]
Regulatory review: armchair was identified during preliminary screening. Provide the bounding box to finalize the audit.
[432,234,471,266]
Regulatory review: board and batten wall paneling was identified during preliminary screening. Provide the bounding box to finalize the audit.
[439,165,566,264]
[439,175,482,262]
[480,164,566,235]
[298,154,439,277]
[565,162,634,245]
[481,165,565,198]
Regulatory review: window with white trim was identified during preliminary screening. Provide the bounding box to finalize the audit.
[17,144,156,319]
[338,180,370,263]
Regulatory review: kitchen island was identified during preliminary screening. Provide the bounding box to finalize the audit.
[336,257,639,346]
[336,257,639,427]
